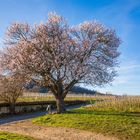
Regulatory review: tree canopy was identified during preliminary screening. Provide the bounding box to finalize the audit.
[0,12,120,113]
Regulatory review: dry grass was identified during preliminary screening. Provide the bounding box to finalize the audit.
[88,96,140,112]
[1,92,140,113]
[19,92,118,102]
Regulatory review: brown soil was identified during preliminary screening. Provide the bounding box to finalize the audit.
[0,121,119,140]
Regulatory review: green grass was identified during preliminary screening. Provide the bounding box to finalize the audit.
[33,108,140,140]
[0,131,37,140]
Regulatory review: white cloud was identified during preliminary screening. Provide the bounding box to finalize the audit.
[114,60,140,85]
[94,60,140,95]
[118,64,140,71]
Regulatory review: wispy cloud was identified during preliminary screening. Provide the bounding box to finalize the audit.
[113,60,140,85]
[94,60,140,95]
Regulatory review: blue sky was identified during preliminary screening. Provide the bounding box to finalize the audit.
[0,0,140,95]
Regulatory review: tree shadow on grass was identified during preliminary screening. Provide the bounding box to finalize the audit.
[66,110,140,117]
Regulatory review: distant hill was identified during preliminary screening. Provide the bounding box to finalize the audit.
[70,86,96,94]
[25,82,101,95]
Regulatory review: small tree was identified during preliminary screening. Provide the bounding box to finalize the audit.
[0,74,25,114]
[0,12,120,113]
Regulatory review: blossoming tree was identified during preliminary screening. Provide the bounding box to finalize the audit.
[0,74,26,114]
[0,13,120,113]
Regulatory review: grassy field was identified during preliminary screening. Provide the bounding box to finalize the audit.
[17,93,117,102]
[0,94,97,103]
[90,96,140,113]
[0,131,37,140]
[0,91,121,103]
[33,96,140,140]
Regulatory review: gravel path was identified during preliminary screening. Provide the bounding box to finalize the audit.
[0,104,84,125]
[0,120,119,140]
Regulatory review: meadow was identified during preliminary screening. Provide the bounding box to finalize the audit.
[0,131,37,140]
[89,95,140,112]
[17,92,118,102]
[33,95,140,140]
[0,94,140,140]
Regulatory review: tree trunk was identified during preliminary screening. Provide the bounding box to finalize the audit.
[9,103,16,115]
[56,97,65,114]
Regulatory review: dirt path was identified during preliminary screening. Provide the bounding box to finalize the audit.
[0,120,119,140]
